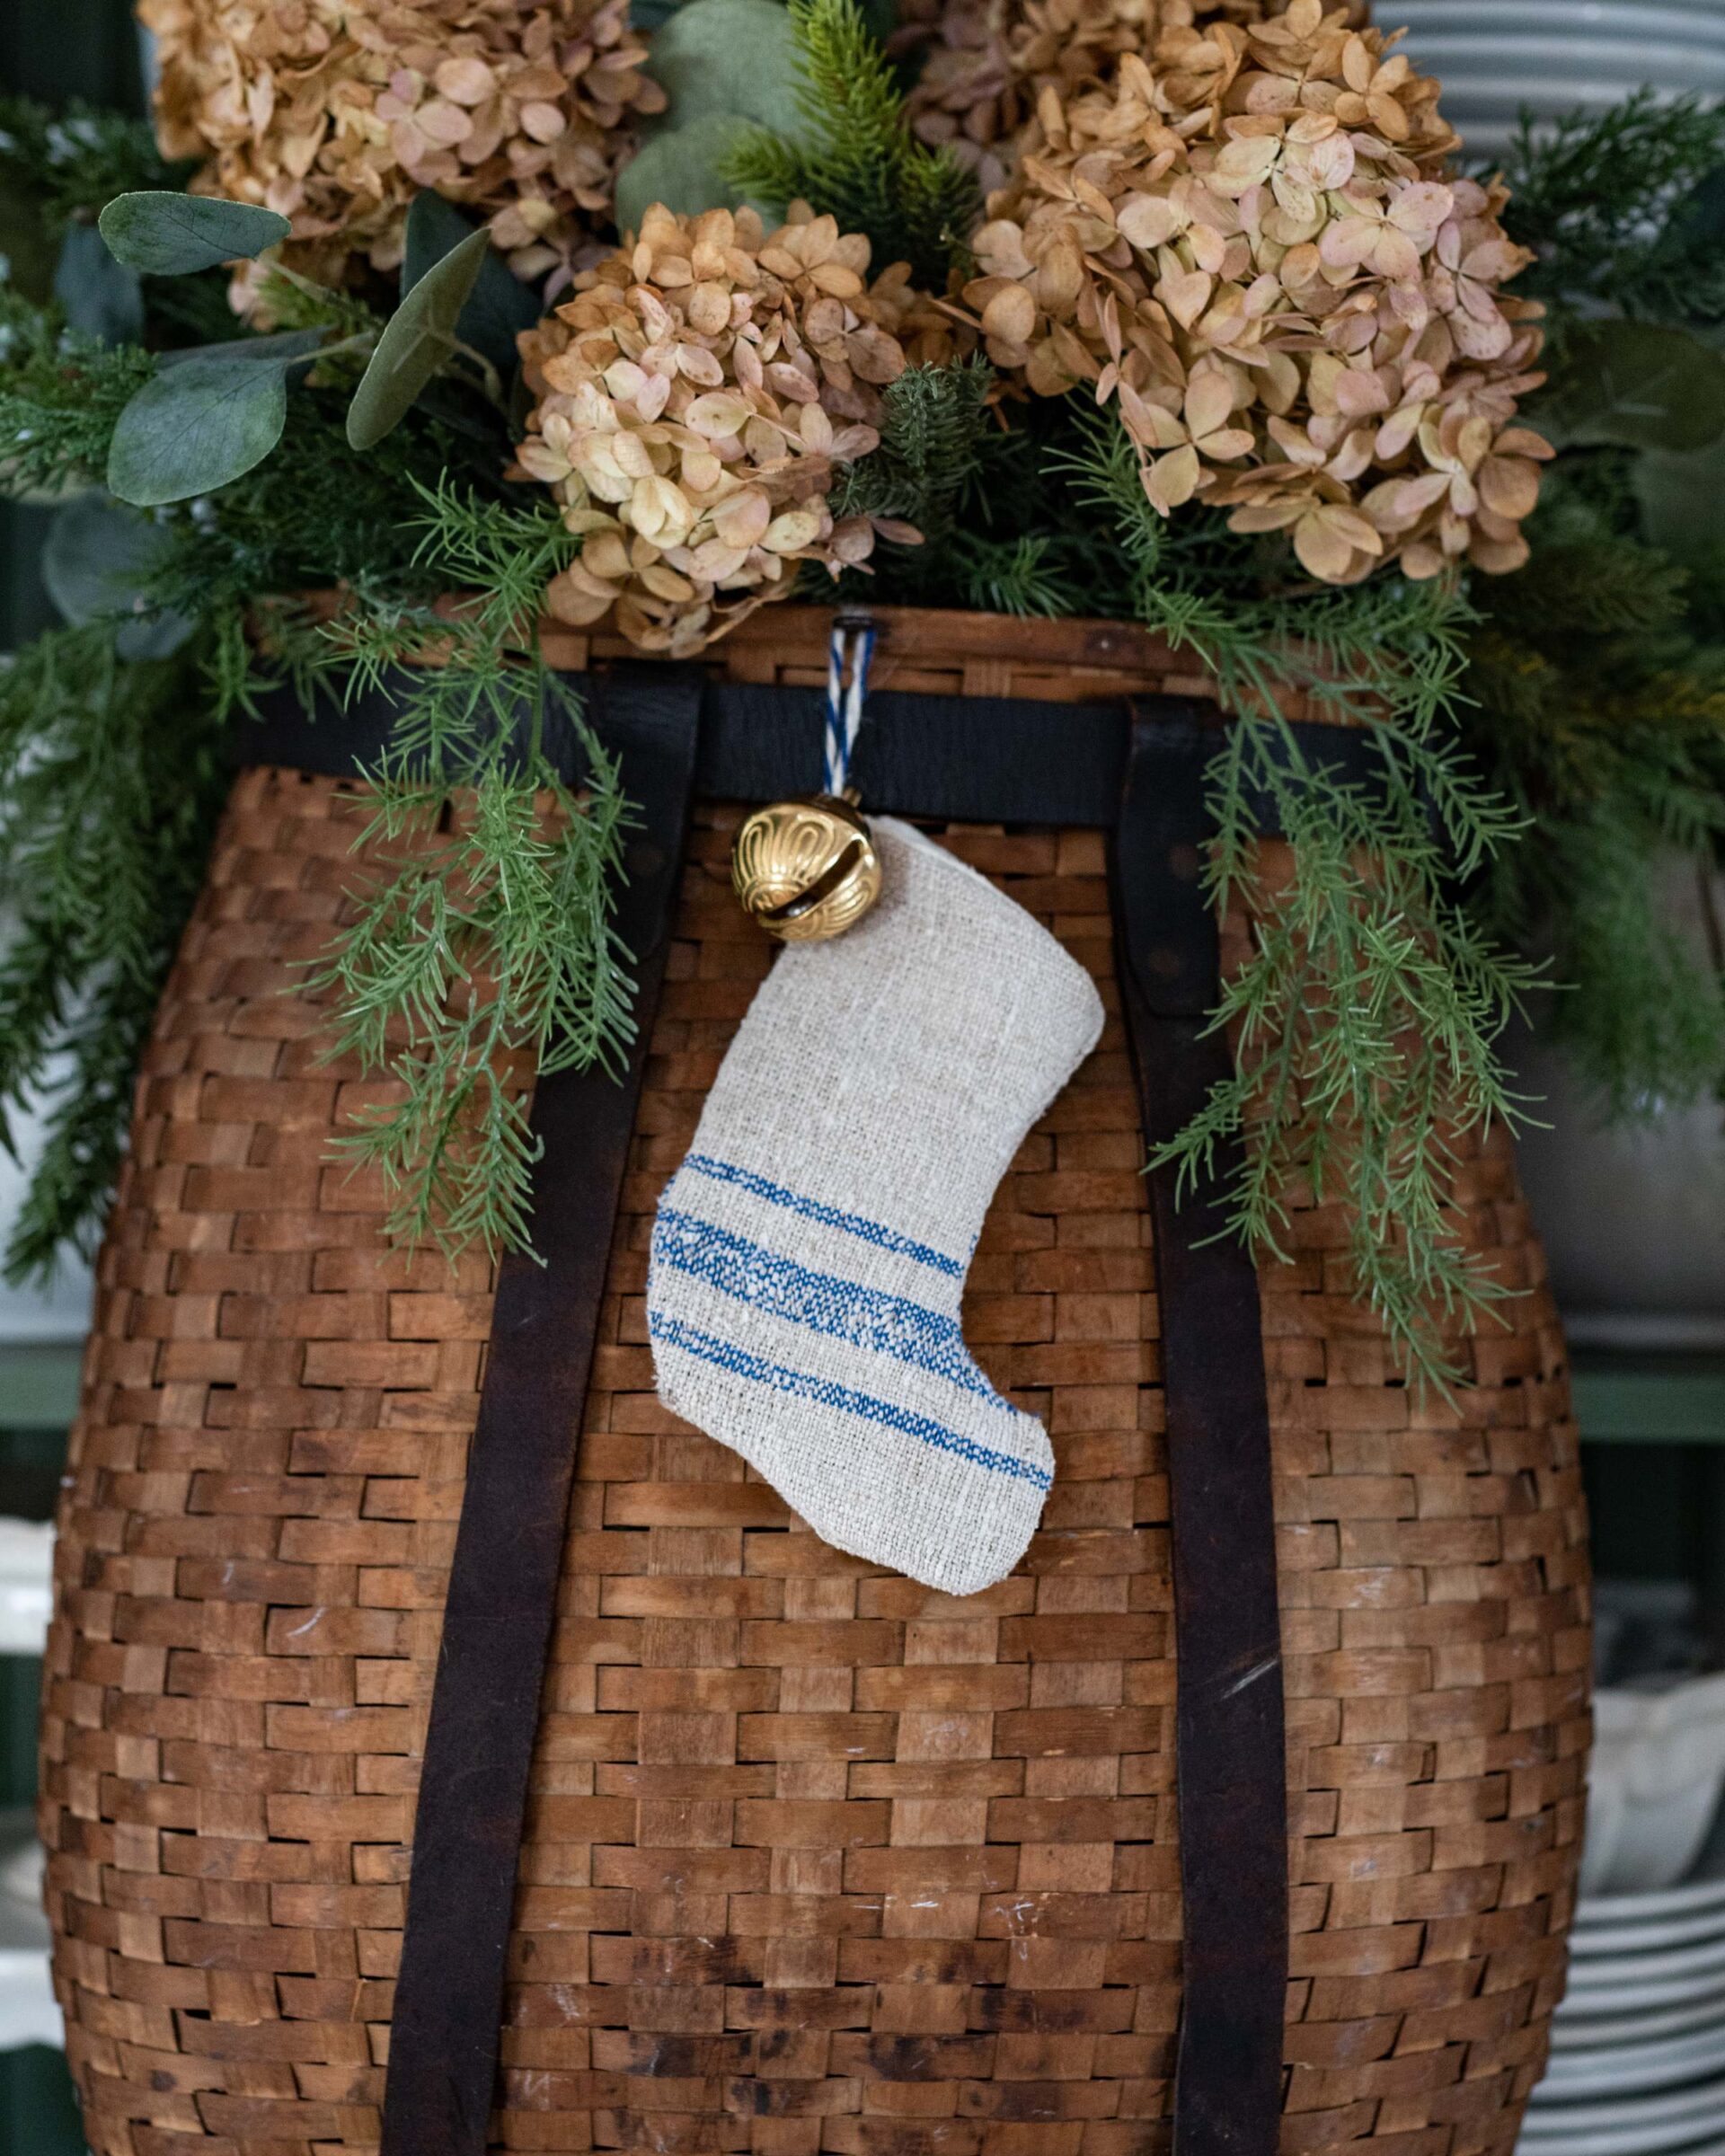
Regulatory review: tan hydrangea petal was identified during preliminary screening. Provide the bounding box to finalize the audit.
[951,0,1537,584]
[511,203,942,651]
[142,0,662,299]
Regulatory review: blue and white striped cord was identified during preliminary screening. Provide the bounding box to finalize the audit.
[823,618,877,798]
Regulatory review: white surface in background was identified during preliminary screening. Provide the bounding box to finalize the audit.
[0,1080,94,1345]
[0,1520,53,1657]
[0,1816,56,2053]
[1587,1680,1725,1901]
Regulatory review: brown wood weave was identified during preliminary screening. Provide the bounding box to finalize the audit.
[42,690,1591,2156]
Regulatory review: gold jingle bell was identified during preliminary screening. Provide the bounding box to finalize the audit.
[731,795,883,944]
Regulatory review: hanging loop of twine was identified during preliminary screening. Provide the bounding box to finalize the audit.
[823,614,877,799]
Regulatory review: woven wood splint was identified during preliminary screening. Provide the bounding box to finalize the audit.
[40,608,1591,2156]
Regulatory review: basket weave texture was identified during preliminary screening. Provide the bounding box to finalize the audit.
[41,617,1591,2156]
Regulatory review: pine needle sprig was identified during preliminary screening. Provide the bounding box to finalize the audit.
[1498,91,1725,326]
[834,357,993,538]
[294,480,639,1261]
[724,0,981,287]
[1463,462,1725,1117]
[1068,411,1539,1390]
[952,533,1080,618]
[0,97,189,234]
[0,287,156,492]
[0,623,228,1280]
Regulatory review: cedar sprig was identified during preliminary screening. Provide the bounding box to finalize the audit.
[834,357,992,538]
[725,0,981,288]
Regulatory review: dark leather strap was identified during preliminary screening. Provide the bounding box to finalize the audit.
[1110,705,1288,2156]
[244,672,1385,835]
[379,667,703,2156]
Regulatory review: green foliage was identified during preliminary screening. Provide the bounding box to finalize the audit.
[835,355,992,546]
[41,494,192,660]
[291,481,638,1258]
[1464,459,1725,1118]
[401,192,541,376]
[1539,319,1725,455]
[0,623,228,1282]
[108,332,328,506]
[53,222,145,346]
[618,114,763,231]
[1480,96,1725,1123]
[0,99,186,238]
[348,224,491,448]
[725,0,980,286]
[0,287,156,493]
[99,191,290,276]
[951,533,1079,618]
[1069,411,1538,1390]
[1498,92,1725,329]
[617,0,805,229]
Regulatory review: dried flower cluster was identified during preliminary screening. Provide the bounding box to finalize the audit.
[900,0,1360,195]
[516,205,928,655]
[140,0,664,291]
[964,0,1550,579]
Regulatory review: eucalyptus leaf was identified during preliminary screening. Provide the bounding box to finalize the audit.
[402,192,539,376]
[43,494,194,659]
[1543,320,1725,455]
[346,225,489,451]
[154,328,329,370]
[53,223,144,347]
[108,348,305,506]
[98,190,290,275]
[615,111,760,231]
[639,0,806,138]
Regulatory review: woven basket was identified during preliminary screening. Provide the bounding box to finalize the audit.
[40,606,1591,2156]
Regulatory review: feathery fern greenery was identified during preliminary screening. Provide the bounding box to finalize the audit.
[1069,414,1539,1389]
[1497,92,1725,328]
[725,0,980,286]
[287,482,638,1259]
[836,358,990,527]
[1464,459,1725,1116]
[0,623,228,1280]
[0,288,156,490]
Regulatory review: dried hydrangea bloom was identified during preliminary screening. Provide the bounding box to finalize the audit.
[899,0,1367,196]
[516,205,924,657]
[139,0,665,295]
[964,1,1550,582]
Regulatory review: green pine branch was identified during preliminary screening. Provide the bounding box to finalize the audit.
[725,0,980,287]
[294,481,640,1260]
[1066,411,1539,1392]
[0,287,156,492]
[1498,90,1725,326]
[0,97,188,234]
[0,623,228,1282]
